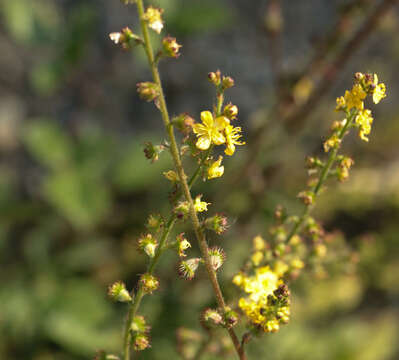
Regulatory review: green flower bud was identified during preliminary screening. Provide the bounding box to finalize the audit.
[162,36,182,58]
[208,247,226,271]
[136,82,160,102]
[221,76,234,90]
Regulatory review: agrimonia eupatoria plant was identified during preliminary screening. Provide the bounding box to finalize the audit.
[100,1,387,359]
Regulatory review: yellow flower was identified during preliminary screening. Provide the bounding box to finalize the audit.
[372,74,386,104]
[253,235,266,251]
[335,96,346,111]
[207,156,224,179]
[143,6,164,34]
[192,111,229,150]
[224,125,245,156]
[355,109,373,142]
[251,251,264,266]
[344,84,366,111]
[193,195,210,212]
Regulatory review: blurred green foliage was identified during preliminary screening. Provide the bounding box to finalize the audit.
[0,0,398,359]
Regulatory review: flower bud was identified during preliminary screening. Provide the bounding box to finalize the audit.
[140,274,159,294]
[223,307,238,328]
[221,76,234,90]
[172,113,195,134]
[138,233,158,258]
[163,170,179,182]
[143,141,164,162]
[204,213,228,234]
[174,201,190,219]
[208,247,226,271]
[223,103,238,120]
[251,251,264,266]
[108,281,132,303]
[162,36,182,58]
[132,333,150,351]
[178,258,201,280]
[136,82,160,102]
[201,308,223,328]
[297,191,315,206]
[208,70,221,86]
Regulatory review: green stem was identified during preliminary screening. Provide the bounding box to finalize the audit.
[122,148,212,360]
[132,1,246,359]
[286,111,355,243]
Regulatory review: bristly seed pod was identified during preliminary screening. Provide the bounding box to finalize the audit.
[140,274,159,294]
[204,213,228,234]
[108,281,132,303]
[143,142,164,163]
[208,247,226,271]
[201,308,223,329]
[131,315,150,334]
[137,233,158,258]
[178,258,201,280]
[132,333,150,351]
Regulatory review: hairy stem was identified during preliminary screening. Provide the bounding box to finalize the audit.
[125,1,247,359]
[286,111,355,243]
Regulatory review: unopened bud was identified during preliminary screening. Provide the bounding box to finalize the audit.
[297,191,315,206]
[163,170,179,182]
[224,308,238,328]
[136,82,160,102]
[143,142,164,163]
[223,103,238,120]
[162,36,182,58]
[174,201,190,219]
[172,113,195,134]
[221,76,235,90]
[208,70,221,86]
[201,308,223,328]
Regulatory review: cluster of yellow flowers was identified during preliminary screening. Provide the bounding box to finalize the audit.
[192,110,245,179]
[233,267,290,333]
[334,73,386,143]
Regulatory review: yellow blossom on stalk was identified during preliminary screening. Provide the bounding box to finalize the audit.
[224,125,245,156]
[323,133,341,152]
[192,111,229,150]
[355,109,373,142]
[143,6,164,34]
[194,195,210,212]
[335,96,346,111]
[234,267,290,332]
[251,251,264,266]
[207,156,224,179]
[372,74,386,104]
[253,235,266,251]
[344,84,366,111]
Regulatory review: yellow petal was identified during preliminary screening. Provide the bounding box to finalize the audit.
[224,143,235,156]
[196,136,211,150]
[214,116,230,130]
[200,111,214,128]
[211,130,226,145]
[192,123,207,135]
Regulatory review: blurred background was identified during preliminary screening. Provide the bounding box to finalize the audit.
[0,0,398,359]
